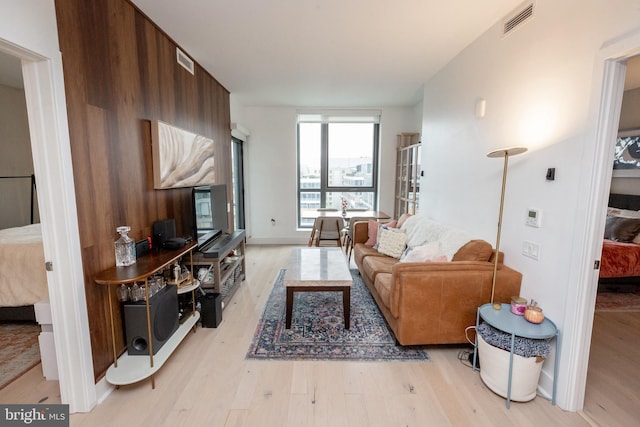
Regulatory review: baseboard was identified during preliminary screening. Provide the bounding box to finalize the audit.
[95,376,115,405]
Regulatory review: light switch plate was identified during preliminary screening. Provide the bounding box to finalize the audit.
[522,240,541,260]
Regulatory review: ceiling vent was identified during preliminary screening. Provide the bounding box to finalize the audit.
[176,48,194,75]
[503,3,534,35]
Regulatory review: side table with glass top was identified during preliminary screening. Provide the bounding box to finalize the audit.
[472,303,559,408]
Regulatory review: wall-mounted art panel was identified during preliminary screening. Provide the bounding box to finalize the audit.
[151,120,216,189]
[613,129,640,178]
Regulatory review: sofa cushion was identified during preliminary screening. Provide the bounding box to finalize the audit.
[362,255,396,285]
[376,227,407,259]
[452,239,493,262]
[354,243,386,268]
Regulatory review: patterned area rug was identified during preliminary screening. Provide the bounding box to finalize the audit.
[246,269,429,361]
[0,322,41,390]
[595,290,640,311]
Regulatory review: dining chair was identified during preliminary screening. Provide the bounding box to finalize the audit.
[342,216,375,260]
[307,216,344,248]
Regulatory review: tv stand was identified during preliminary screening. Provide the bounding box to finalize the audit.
[193,229,246,308]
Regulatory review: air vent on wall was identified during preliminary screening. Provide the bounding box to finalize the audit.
[176,48,194,75]
[503,3,534,35]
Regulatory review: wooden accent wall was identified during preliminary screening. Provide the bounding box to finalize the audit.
[54,0,231,380]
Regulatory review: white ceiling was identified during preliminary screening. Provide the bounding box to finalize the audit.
[131,0,524,107]
[2,1,640,105]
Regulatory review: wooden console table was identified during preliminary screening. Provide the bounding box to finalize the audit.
[95,241,199,388]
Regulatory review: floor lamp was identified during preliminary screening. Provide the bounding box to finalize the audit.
[486,146,527,309]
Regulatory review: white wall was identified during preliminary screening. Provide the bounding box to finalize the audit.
[0,83,38,228]
[419,0,640,410]
[238,106,420,244]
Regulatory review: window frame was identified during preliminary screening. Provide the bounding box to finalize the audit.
[297,119,380,228]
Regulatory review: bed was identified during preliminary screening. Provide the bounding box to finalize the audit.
[599,193,640,284]
[0,223,49,321]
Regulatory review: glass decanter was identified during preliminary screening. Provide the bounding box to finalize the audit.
[114,226,136,267]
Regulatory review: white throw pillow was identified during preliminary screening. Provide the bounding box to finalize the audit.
[377,227,408,259]
[400,241,445,262]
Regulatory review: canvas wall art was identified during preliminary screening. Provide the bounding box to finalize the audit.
[151,120,216,189]
[612,129,640,178]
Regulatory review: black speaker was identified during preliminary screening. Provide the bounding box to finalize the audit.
[124,285,179,355]
[152,218,176,249]
[200,292,222,328]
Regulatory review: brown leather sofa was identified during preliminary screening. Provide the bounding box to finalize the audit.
[352,219,522,346]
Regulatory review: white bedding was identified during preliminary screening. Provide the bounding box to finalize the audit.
[0,223,49,307]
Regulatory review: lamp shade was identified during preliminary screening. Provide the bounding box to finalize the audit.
[487,146,528,158]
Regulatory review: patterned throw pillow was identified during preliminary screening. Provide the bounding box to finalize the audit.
[376,227,408,259]
[365,219,397,246]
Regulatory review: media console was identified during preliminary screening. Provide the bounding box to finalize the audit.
[95,241,199,388]
[193,229,246,309]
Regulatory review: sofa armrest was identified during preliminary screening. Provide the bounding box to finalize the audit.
[353,221,370,245]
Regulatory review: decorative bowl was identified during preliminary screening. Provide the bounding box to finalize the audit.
[524,305,544,324]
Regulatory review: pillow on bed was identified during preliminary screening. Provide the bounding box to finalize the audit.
[607,207,640,219]
[604,215,640,242]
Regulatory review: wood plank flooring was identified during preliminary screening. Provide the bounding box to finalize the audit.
[1,244,637,426]
[583,309,640,426]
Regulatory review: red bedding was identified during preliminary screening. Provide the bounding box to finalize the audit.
[600,239,640,278]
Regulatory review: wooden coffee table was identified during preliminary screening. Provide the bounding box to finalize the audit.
[284,247,353,329]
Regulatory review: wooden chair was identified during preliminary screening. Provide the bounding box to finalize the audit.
[307,216,344,248]
[343,216,374,260]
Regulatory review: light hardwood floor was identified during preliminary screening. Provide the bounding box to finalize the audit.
[1,244,637,426]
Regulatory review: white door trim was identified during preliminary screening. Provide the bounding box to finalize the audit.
[563,37,640,410]
[1,40,97,412]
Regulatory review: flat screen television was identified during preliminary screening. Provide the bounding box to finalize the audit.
[192,184,229,249]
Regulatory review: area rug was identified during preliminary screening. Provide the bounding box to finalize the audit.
[595,290,640,311]
[0,322,41,390]
[246,269,429,361]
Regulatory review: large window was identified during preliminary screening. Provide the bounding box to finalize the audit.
[297,112,380,228]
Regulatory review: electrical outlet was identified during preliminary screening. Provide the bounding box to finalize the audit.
[522,240,541,260]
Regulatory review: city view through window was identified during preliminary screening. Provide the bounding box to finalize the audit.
[298,121,378,227]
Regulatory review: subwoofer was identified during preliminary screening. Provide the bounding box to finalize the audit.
[124,285,179,355]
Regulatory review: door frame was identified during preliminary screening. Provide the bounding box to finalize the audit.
[564,41,640,410]
[0,41,97,412]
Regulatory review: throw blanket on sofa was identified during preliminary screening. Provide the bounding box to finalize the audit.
[400,215,475,261]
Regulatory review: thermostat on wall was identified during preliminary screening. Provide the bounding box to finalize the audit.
[526,208,541,228]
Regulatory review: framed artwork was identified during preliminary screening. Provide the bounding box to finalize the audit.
[151,120,216,189]
[612,129,640,178]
